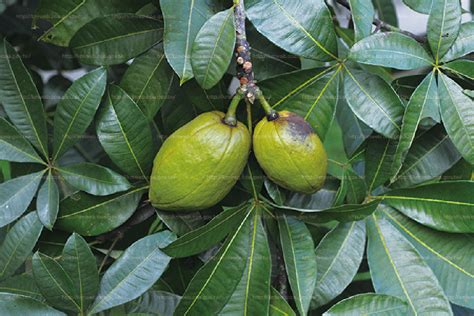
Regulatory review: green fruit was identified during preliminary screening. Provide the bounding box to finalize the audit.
[253,111,327,194]
[150,111,251,211]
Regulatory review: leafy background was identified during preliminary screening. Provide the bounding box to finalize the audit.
[0,0,473,315]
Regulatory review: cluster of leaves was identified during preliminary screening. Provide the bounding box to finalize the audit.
[0,0,473,315]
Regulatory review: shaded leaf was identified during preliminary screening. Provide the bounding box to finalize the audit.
[0,118,43,164]
[323,293,408,316]
[443,59,474,80]
[36,170,59,229]
[0,293,65,315]
[366,136,396,192]
[348,0,374,42]
[442,21,474,62]
[0,274,44,302]
[372,0,398,26]
[125,290,181,315]
[344,168,367,204]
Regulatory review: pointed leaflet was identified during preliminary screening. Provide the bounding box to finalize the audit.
[390,72,438,181]
[0,293,65,316]
[343,68,403,139]
[161,0,213,84]
[0,212,43,281]
[219,207,271,315]
[312,221,366,308]
[442,22,474,62]
[0,39,48,158]
[366,214,453,315]
[298,201,380,224]
[61,233,99,313]
[36,170,59,230]
[443,59,474,80]
[270,288,296,316]
[365,137,396,192]
[427,0,461,62]
[382,206,474,309]
[89,231,175,314]
[96,85,156,180]
[34,0,150,46]
[323,293,408,316]
[58,162,131,196]
[372,0,398,26]
[191,9,235,89]
[0,118,43,164]
[438,73,474,164]
[348,0,374,42]
[259,67,341,140]
[0,274,43,301]
[349,33,433,70]
[246,0,338,61]
[163,203,248,258]
[381,181,474,233]
[70,14,162,66]
[55,187,145,236]
[174,207,253,315]
[0,171,44,227]
[120,44,175,119]
[32,252,80,312]
[391,125,460,188]
[278,215,317,315]
[52,68,107,161]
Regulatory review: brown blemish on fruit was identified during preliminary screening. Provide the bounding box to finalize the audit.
[277,112,314,141]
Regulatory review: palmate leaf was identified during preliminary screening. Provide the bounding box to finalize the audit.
[246,0,338,61]
[348,0,374,42]
[36,170,60,230]
[382,206,474,309]
[70,14,162,66]
[0,39,48,158]
[312,221,366,308]
[0,293,65,316]
[161,0,214,85]
[323,293,408,316]
[366,213,453,315]
[52,67,107,161]
[0,118,44,164]
[441,22,474,62]
[191,9,235,90]
[89,231,175,314]
[277,214,317,315]
[381,181,474,233]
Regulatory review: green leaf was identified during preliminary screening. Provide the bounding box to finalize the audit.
[372,0,398,26]
[96,85,156,180]
[344,168,367,204]
[36,170,59,230]
[442,22,474,62]
[348,0,374,42]
[382,206,474,309]
[391,125,460,188]
[343,68,403,139]
[366,137,396,192]
[0,212,43,281]
[55,186,146,236]
[390,72,438,182]
[161,0,213,84]
[219,207,271,315]
[70,14,162,66]
[52,68,107,161]
[0,39,48,158]
[0,118,43,164]
[438,73,474,164]
[298,201,380,223]
[0,274,44,302]
[246,0,338,61]
[89,231,175,314]
[0,171,44,227]
[323,293,408,316]
[120,44,176,119]
[402,0,432,14]
[61,233,99,313]
[191,9,235,89]
[427,0,461,62]
[58,163,131,196]
[443,59,474,80]
[163,203,248,258]
[0,293,65,315]
[278,215,316,315]
[156,210,205,236]
[270,288,296,316]
[259,67,341,140]
[125,290,181,315]
[174,207,253,315]
[34,0,150,46]
[32,252,80,312]
[366,213,453,315]
[349,33,433,70]
[381,181,474,233]
[312,221,366,308]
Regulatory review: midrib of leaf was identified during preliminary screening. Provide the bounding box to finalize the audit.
[135,54,165,105]
[183,207,254,315]
[371,214,417,314]
[269,304,288,315]
[271,0,337,60]
[53,71,106,161]
[0,138,44,164]
[74,28,160,50]
[0,286,39,297]
[58,168,119,185]
[378,195,473,207]
[0,222,35,277]
[369,141,390,192]
[243,209,259,316]
[357,48,433,65]
[0,171,44,210]
[182,0,196,85]
[384,211,474,278]
[73,239,84,313]
[38,0,87,42]
[304,66,341,120]
[434,0,448,63]
[252,47,299,69]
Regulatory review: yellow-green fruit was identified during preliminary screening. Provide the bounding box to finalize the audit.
[253,111,327,194]
[150,111,251,211]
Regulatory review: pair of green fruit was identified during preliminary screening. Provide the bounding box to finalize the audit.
[149,110,328,211]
